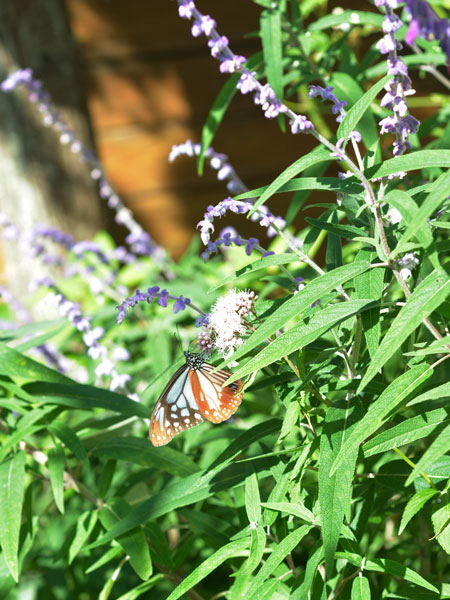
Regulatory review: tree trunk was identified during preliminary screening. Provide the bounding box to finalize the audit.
[0,0,105,305]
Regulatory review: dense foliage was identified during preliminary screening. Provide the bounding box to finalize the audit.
[0,0,449,598]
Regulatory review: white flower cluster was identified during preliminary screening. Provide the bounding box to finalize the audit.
[398,252,420,280]
[199,289,257,358]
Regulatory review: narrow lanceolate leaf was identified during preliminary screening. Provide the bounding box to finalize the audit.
[260,501,314,523]
[336,552,439,592]
[228,300,373,383]
[407,381,450,407]
[89,420,280,548]
[199,73,239,173]
[211,253,301,291]
[49,420,89,471]
[319,398,365,575]
[245,469,261,526]
[247,525,311,599]
[365,149,450,180]
[355,250,384,358]
[358,271,450,393]
[363,408,449,458]
[0,343,71,384]
[248,146,331,216]
[100,498,152,581]
[399,488,438,535]
[166,537,251,600]
[332,365,433,476]
[0,451,27,581]
[220,261,371,367]
[432,503,450,555]
[405,422,450,486]
[26,381,152,419]
[383,190,439,269]
[234,176,362,200]
[351,576,371,600]
[260,8,283,99]
[337,74,391,142]
[393,170,450,258]
[48,445,65,514]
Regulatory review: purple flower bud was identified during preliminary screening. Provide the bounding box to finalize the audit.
[245,237,259,255]
[173,295,190,313]
[158,289,169,307]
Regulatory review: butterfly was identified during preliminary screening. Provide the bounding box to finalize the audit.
[149,351,244,446]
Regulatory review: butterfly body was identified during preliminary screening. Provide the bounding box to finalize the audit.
[149,351,243,446]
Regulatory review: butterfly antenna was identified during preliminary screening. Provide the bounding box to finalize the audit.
[173,327,183,352]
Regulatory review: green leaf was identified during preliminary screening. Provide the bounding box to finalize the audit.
[319,398,365,574]
[221,261,371,367]
[48,445,65,514]
[229,300,373,382]
[166,537,251,600]
[408,381,450,407]
[247,525,311,598]
[306,217,366,239]
[92,437,199,478]
[355,252,384,358]
[363,408,449,458]
[337,74,391,142]
[0,343,71,385]
[115,575,164,600]
[330,73,379,149]
[89,420,280,548]
[261,8,283,99]
[358,271,450,392]
[199,74,239,173]
[0,406,54,462]
[245,468,261,526]
[0,451,26,581]
[68,510,98,564]
[26,382,152,419]
[365,150,450,180]
[243,526,267,575]
[309,10,384,30]
[399,488,438,535]
[392,170,450,258]
[210,253,301,291]
[291,544,324,599]
[336,552,438,592]
[405,422,450,486]
[234,177,363,200]
[351,576,371,599]
[99,498,152,580]
[85,545,122,574]
[247,146,331,216]
[383,190,439,269]
[260,501,314,523]
[48,420,89,471]
[332,365,433,475]
[432,503,450,555]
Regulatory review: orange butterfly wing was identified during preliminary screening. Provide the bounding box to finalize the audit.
[149,365,204,446]
[190,363,243,424]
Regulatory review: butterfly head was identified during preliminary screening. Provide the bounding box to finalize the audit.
[184,350,206,371]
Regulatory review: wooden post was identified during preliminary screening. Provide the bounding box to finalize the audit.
[0,0,106,304]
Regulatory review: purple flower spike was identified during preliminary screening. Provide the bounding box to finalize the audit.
[375,0,420,157]
[404,0,450,64]
[308,84,347,123]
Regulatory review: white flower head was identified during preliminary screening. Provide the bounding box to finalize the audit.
[206,289,258,358]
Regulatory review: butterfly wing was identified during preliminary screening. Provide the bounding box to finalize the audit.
[149,364,204,446]
[190,363,243,424]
